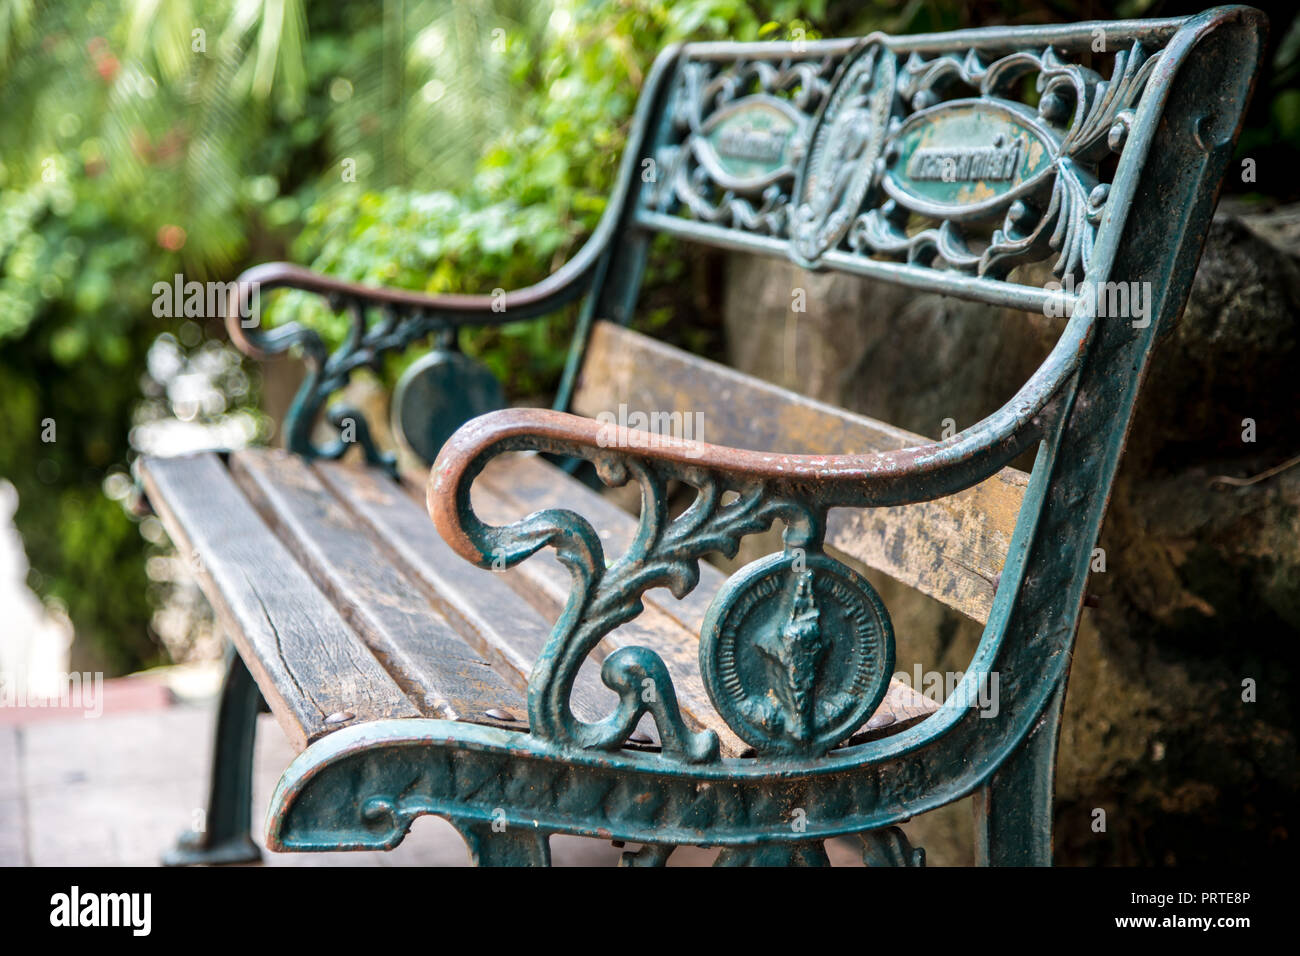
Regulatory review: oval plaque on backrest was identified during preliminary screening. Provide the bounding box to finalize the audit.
[691,95,808,193]
[882,99,1060,221]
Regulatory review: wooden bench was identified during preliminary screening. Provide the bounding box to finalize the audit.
[143,7,1265,866]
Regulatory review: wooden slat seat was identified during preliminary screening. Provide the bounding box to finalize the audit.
[141,453,426,752]
[141,448,936,759]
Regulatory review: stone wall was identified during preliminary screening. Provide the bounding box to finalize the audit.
[721,202,1300,865]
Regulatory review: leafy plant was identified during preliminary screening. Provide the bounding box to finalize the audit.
[0,0,557,671]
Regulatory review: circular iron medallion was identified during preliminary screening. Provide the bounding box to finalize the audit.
[392,350,503,465]
[699,550,894,756]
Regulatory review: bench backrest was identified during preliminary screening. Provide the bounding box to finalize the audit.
[562,7,1265,623]
[581,9,1263,326]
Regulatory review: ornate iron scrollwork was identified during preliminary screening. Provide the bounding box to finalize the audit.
[233,290,447,477]
[644,37,1164,286]
[645,55,835,234]
[859,825,926,866]
[430,382,1059,766]
[449,447,833,763]
[857,42,1160,281]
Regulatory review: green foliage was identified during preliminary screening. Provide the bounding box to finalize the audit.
[0,0,550,671]
[0,160,173,671]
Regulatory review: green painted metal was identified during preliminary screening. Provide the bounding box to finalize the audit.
[224,47,685,469]
[225,7,1265,865]
[391,347,504,465]
[699,550,894,757]
[973,677,1067,866]
[164,650,265,866]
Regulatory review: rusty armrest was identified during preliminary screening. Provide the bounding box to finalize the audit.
[214,257,605,472]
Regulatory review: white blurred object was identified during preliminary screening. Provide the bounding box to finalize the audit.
[0,480,74,697]
[131,333,259,457]
[129,413,259,458]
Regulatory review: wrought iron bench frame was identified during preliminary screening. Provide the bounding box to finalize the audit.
[159,6,1264,866]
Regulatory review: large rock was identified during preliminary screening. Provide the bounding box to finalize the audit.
[721,202,1300,865]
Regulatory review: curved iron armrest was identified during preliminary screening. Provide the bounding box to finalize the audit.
[427,391,1066,764]
[224,260,600,360]
[220,258,603,474]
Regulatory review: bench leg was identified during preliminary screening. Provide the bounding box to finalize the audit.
[451,821,551,866]
[163,650,265,866]
[972,679,1066,866]
[715,843,831,866]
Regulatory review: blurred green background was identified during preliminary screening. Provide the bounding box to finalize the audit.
[1,0,1296,675]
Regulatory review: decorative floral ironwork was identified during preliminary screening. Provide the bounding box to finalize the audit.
[467,451,832,763]
[644,55,838,234]
[234,292,447,476]
[645,37,1165,286]
[855,41,1160,281]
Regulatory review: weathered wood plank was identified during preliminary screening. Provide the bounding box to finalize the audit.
[139,453,420,750]
[230,449,526,729]
[465,452,939,749]
[143,445,933,756]
[571,320,1028,622]
[311,459,654,743]
[825,486,1023,625]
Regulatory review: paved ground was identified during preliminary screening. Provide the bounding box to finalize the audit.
[1,671,871,867]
